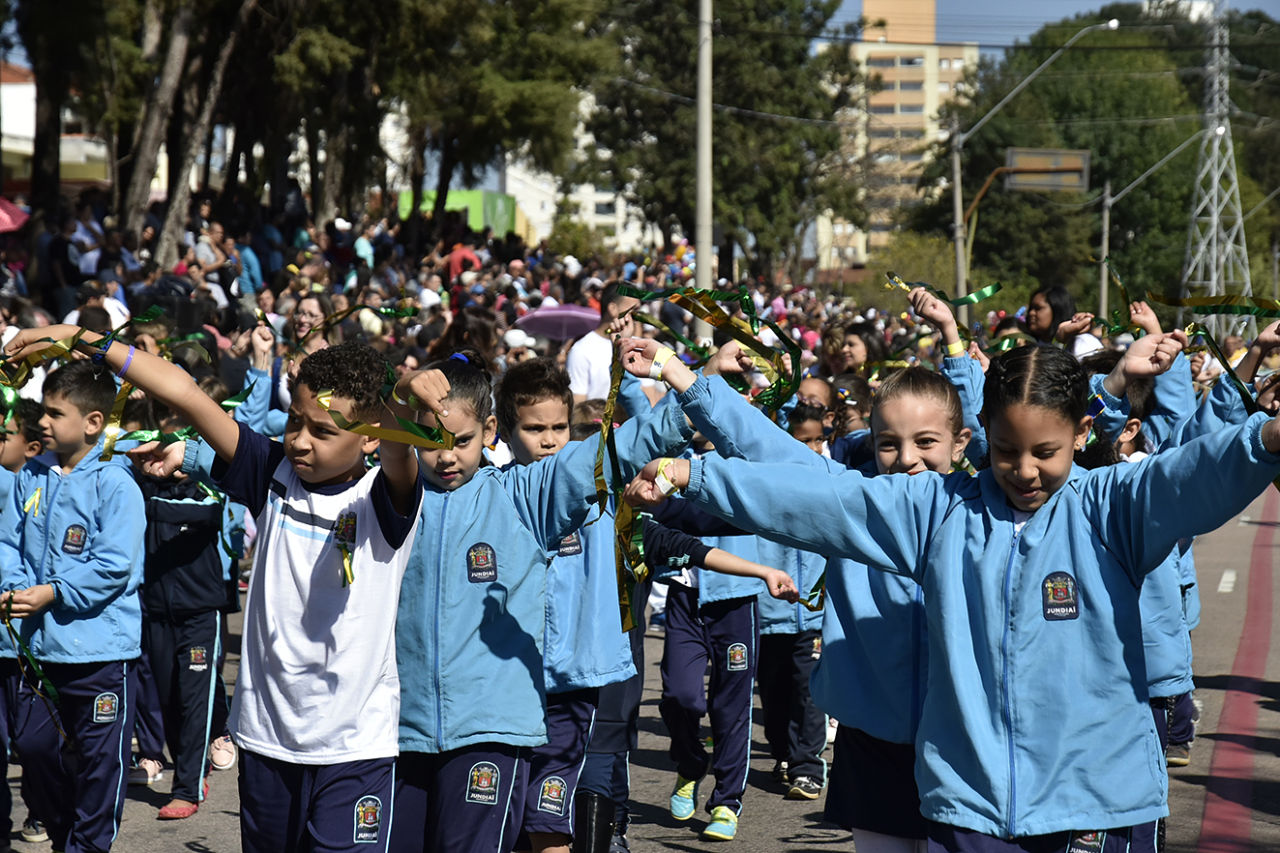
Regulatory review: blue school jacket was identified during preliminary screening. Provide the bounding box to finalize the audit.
[397,402,691,754]
[754,538,824,635]
[679,413,1280,838]
[0,443,145,663]
[677,373,927,740]
[541,501,637,694]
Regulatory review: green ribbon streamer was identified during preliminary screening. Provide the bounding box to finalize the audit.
[632,312,710,363]
[1149,291,1280,320]
[885,272,1003,307]
[220,380,255,411]
[618,285,801,412]
[4,597,60,707]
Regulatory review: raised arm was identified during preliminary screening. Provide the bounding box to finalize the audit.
[634,454,946,580]
[622,336,844,472]
[6,324,240,462]
[1086,410,1280,580]
[505,394,693,549]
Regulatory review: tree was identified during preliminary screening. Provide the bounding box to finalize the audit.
[120,0,194,237]
[155,0,259,267]
[13,0,100,244]
[383,0,610,225]
[580,0,863,277]
[908,4,1280,310]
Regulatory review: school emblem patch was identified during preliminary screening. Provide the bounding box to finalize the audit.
[1042,572,1079,621]
[466,761,500,805]
[334,512,357,547]
[62,524,87,555]
[1067,830,1106,853]
[352,795,381,844]
[467,543,497,584]
[93,692,118,723]
[557,533,583,557]
[189,646,208,672]
[537,776,568,815]
[727,642,748,672]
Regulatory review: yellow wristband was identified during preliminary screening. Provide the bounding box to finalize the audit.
[944,340,965,357]
[650,346,676,381]
[655,457,680,497]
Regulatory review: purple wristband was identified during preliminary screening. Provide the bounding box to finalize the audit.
[116,345,135,380]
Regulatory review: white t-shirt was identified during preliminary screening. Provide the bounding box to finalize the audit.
[218,427,421,763]
[566,330,614,399]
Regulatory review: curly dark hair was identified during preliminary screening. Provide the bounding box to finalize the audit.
[293,342,389,421]
[495,357,572,438]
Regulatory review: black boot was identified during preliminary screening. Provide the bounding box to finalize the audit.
[572,791,616,853]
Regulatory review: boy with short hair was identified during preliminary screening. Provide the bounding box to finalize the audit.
[0,359,146,853]
[3,324,450,853]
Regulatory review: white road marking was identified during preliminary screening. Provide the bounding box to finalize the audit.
[1218,570,1237,594]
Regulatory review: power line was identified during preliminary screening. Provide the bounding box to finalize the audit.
[611,78,847,127]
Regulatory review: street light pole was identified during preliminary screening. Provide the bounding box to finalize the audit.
[696,0,712,295]
[950,18,1118,327]
[1100,180,1111,318]
[1097,128,1205,318]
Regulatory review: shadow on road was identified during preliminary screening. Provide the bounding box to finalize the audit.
[1173,774,1280,818]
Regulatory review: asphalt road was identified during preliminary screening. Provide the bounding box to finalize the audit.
[9,488,1280,852]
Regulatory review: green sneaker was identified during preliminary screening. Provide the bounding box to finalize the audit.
[669,774,700,820]
[702,806,739,841]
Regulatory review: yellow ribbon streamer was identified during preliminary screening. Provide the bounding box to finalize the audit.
[98,382,134,462]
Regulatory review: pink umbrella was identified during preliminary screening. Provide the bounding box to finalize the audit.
[0,198,29,233]
[516,305,601,341]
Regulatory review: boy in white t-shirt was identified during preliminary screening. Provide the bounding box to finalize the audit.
[4,325,450,853]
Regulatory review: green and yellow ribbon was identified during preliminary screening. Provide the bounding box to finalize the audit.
[884,271,1003,307]
[316,391,455,451]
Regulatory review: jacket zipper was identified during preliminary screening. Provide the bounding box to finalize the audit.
[433,492,448,744]
[1001,526,1022,835]
[910,584,923,735]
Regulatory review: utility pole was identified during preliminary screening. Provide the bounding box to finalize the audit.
[694,0,713,344]
[1180,0,1253,338]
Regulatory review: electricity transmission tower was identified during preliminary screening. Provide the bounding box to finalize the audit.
[1181,0,1253,338]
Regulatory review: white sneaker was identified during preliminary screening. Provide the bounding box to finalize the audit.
[209,735,237,770]
[128,757,163,786]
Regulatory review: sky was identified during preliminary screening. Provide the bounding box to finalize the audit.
[833,0,1280,52]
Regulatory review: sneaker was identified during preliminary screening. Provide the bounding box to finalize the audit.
[669,774,700,821]
[827,717,839,746]
[157,799,199,820]
[701,806,739,841]
[209,735,237,770]
[771,760,790,786]
[786,775,823,800]
[128,757,164,786]
[608,832,631,853]
[647,611,667,636]
[20,817,47,843]
[1166,742,1191,767]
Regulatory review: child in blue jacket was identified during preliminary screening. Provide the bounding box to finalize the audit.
[0,395,42,846]
[389,349,693,853]
[621,322,972,853]
[633,332,1280,852]
[0,360,146,853]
